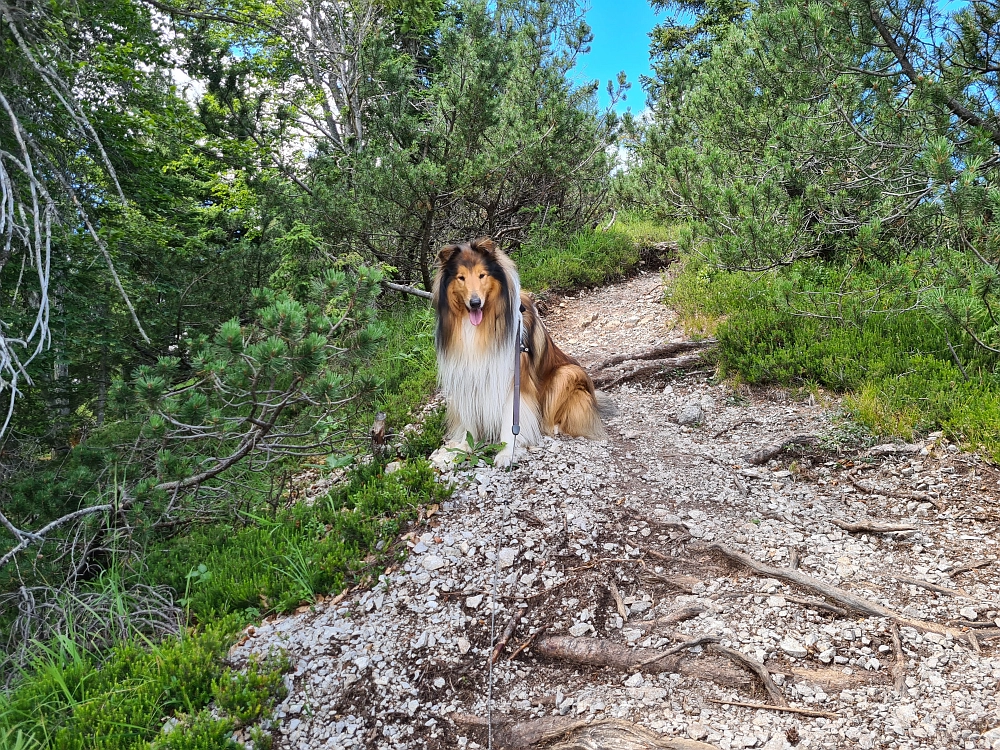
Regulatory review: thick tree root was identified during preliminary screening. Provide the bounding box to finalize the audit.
[451,715,720,749]
[532,635,751,689]
[830,519,917,535]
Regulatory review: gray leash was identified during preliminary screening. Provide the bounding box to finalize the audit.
[487,315,524,750]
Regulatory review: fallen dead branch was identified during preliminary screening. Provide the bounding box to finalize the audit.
[784,595,848,618]
[830,519,917,535]
[532,636,750,689]
[638,605,708,630]
[951,559,994,576]
[596,340,717,370]
[491,604,526,665]
[845,475,942,509]
[706,698,839,720]
[895,575,972,599]
[451,715,720,750]
[889,623,906,694]
[592,355,707,389]
[743,435,820,466]
[608,580,629,621]
[703,542,972,643]
[509,623,549,662]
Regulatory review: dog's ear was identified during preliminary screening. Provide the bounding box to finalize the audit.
[471,237,496,255]
[437,244,459,266]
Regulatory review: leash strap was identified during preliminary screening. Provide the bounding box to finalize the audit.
[512,316,521,436]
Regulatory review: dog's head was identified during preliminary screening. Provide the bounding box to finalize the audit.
[435,237,510,327]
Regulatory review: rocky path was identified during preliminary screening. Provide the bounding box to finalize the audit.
[233,273,1000,750]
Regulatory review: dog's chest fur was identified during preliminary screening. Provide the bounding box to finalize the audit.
[437,320,517,442]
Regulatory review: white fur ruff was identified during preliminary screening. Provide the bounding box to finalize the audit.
[437,321,541,466]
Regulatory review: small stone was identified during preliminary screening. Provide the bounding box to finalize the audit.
[457,637,472,654]
[982,726,1000,750]
[498,548,517,568]
[569,622,593,637]
[422,555,446,571]
[676,403,704,426]
[412,541,428,554]
[779,636,808,658]
[465,594,483,609]
[629,600,652,615]
[960,606,978,620]
[624,673,645,687]
[385,461,402,474]
[687,722,708,740]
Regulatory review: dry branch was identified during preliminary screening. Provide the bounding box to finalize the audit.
[703,542,971,642]
[889,623,906,694]
[532,636,751,688]
[951,559,994,576]
[637,635,721,668]
[592,355,707,389]
[706,699,839,720]
[895,575,973,599]
[608,579,629,621]
[596,340,716,370]
[783,595,848,617]
[830,519,917,534]
[638,605,708,631]
[383,281,433,300]
[491,604,526,665]
[743,435,819,465]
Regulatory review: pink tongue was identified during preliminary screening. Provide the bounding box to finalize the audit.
[469,308,483,326]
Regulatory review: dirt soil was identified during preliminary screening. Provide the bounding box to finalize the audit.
[231,272,1000,750]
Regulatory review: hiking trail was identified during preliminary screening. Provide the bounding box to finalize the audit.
[231,272,1000,750]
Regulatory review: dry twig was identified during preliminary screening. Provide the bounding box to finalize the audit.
[706,699,839,720]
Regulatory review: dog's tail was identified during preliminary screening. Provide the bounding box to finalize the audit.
[595,390,618,420]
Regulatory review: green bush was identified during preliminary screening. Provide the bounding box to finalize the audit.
[152,711,238,750]
[213,653,290,728]
[669,251,1000,458]
[0,627,235,750]
[146,458,449,621]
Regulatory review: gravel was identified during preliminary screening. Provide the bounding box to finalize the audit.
[231,273,1000,750]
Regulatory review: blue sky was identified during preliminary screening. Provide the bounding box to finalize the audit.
[573,0,666,113]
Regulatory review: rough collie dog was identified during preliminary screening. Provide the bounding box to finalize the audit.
[432,237,612,467]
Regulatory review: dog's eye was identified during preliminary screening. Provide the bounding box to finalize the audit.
[479,273,485,279]
[458,275,465,281]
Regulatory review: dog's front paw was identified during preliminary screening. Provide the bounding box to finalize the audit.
[493,443,528,469]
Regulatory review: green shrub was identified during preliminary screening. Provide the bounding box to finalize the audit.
[669,249,1000,458]
[146,458,449,621]
[152,711,238,750]
[0,627,236,750]
[213,653,290,728]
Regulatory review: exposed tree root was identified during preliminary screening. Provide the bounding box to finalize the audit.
[708,645,784,706]
[704,542,973,643]
[451,715,720,749]
[895,575,973,599]
[532,636,751,689]
[743,435,820,465]
[492,604,526,664]
[889,623,907,694]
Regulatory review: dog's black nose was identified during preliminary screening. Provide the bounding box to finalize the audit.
[469,295,482,310]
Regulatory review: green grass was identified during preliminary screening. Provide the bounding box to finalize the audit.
[0,623,288,750]
[146,457,449,622]
[515,225,644,293]
[668,250,1000,458]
